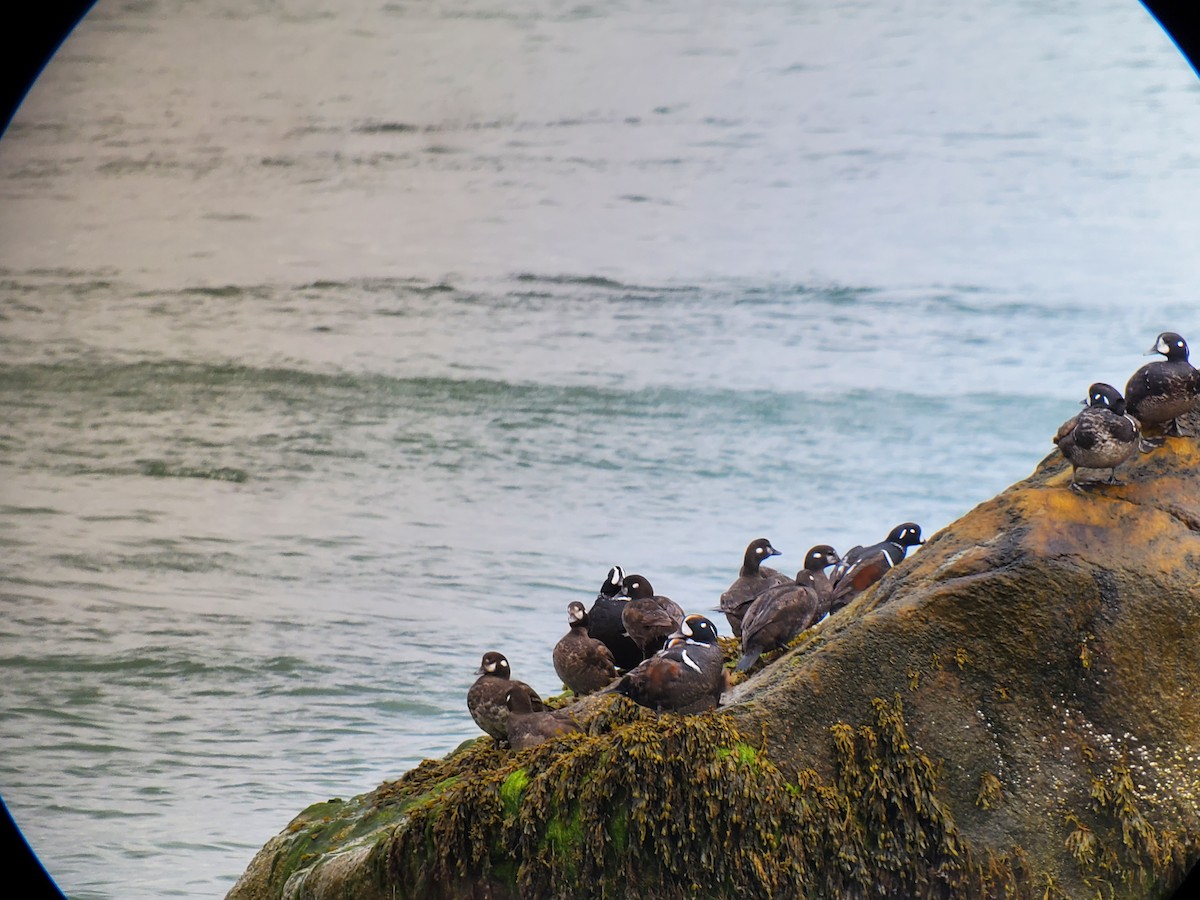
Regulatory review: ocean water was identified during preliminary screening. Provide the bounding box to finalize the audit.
[1,1,1199,896]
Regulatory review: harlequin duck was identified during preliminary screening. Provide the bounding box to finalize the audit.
[717,538,793,638]
[467,651,543,744]
[1053,382,1141,492]
[585,566,642,671]
[828,523,923,612]
[505,687,581,751]
[614,614,727,713]
[553,601,618,695]
[620,574,685,660]
[794,544,841,619]
[735,544,840,669]
[1124,332,1200,443]
[735,575,821,674]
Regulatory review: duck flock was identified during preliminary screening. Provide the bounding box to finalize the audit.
[468,331,1200,749]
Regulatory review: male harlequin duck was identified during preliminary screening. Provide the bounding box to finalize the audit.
[505,687,581,751]
[1124,332,1200,444]
[553,601,618,695]
[467,651,543,744]
[1053,382,1141,492]
[717,538,793,638]
[828,523,923,612]
[614,614,727,713]
[620,574,685,660]
[585,565,642,671]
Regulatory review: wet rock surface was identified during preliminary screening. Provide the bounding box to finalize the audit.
[228,411,1200,899]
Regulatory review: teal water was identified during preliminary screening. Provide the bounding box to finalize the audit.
[1,1,1199,897]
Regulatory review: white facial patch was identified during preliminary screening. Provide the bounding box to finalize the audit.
[1159,336,1171,353]
[681,649,703,674]
[681,618,694,637]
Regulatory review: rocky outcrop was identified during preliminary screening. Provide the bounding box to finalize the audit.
[228,412,1200,900]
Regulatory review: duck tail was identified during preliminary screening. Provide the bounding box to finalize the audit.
[734,651,759,674]
[602,674,631,697]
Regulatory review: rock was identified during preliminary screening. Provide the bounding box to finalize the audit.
[228,413,1200,899]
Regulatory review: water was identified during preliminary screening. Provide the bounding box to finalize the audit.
[1,1,1198,896]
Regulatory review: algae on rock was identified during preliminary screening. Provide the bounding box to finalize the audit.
[229,415,1200,899]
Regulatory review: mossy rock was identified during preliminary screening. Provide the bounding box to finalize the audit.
[228,415,1200,899]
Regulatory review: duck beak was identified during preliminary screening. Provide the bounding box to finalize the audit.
[768,547,781,558]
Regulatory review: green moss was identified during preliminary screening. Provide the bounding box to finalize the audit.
[606,805,628,854]
[716,742,760,769]
[500,768,529,818]
[288,798,345,829]
[543,803,584,881]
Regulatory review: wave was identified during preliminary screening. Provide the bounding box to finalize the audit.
[139,461,248,482]
[2,266,1065,327]
[0,357,1057,417]
[512,272,700,295]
